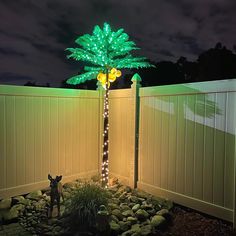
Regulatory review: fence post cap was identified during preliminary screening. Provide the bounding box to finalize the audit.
[131,73,142,83]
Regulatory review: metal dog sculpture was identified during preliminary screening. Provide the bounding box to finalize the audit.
[48,174,63,217]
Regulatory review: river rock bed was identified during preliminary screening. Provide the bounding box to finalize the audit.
[0,178,173,235]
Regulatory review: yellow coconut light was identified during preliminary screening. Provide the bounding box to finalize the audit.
[109,68,122,82]
[110,68,122,77]
[97,68,122,88]
[97,72,110,89]
[97,72,106,83]
[108,73,116,82]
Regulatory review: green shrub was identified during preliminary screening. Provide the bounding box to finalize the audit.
[64,183,109,230]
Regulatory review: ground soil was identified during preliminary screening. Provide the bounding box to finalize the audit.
[156,204,236,236]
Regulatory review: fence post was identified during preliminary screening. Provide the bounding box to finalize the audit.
[233,135,236,228]
[96,81,104,176]
[130,73,142,188]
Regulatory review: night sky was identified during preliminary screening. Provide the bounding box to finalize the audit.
[0,0,236,87]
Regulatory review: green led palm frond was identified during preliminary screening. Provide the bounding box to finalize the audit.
[66,22,154,85]
[116,61,153,69]
[67,71,99,85]
[84,66,104,72]
[109,42,138,58]
[112,56,153,69]
[66,48,103,66]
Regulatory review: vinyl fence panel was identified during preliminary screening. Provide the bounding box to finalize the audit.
[0,85,100,198]
[138,79,236,223]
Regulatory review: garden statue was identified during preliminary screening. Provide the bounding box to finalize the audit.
[48,174,64,217]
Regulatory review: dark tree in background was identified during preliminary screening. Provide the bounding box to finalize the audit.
[176,56,198,82]
[197,43,236,81]
[137,42,236,88]
[137,61,185,87]
[61,78,97,90]
[24,81,51,87]
[61,42,236,89]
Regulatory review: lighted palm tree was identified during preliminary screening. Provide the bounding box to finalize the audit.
[66,22,153,187]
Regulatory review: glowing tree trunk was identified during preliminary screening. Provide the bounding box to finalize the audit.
[101,70,109,188]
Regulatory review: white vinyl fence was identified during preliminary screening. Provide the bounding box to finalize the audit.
[0,85,100,198]
[0,78,235,224]
[137,79,236,223]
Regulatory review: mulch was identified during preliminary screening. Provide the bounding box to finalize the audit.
[156,204,236,236]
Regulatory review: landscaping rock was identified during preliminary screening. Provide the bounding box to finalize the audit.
[131,233,141,236]
[35,199,47,210]
[108,202,119,210]
[139,197,146,201]
[135,209,149,220]
[112,197,120,205]
[19,198,31,206]
[127,216,137,224]
[157,208,170,217]
[120,203,131,211]
[112,209,123,220]
[131,223,141,234]
[12,196,25,205]
[150,215,166,228]
[26,190,42,200]
[110,220,120,232]
[11,204,25,212]
[122,209,134,217]
[130,196,139,203]
[132,203,140,212]
[141,204,153,210]
[129,202,136,208]
[0,198,12,209]
[109,186,119,194]
[119,192,128,201]
[134,190,150,199]
[111,214,119,223]
[53,225,62,232]
[3,207,19,222]
[114,191,121,198]
[150,196,172,210]
[140,224,152,235]
[142,219,151,226]
[117,185,129,193]
[119,220,131,231]
[147,208,156,216]
[43,194,51,202]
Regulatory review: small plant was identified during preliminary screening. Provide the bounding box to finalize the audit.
[64,183,109,232]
